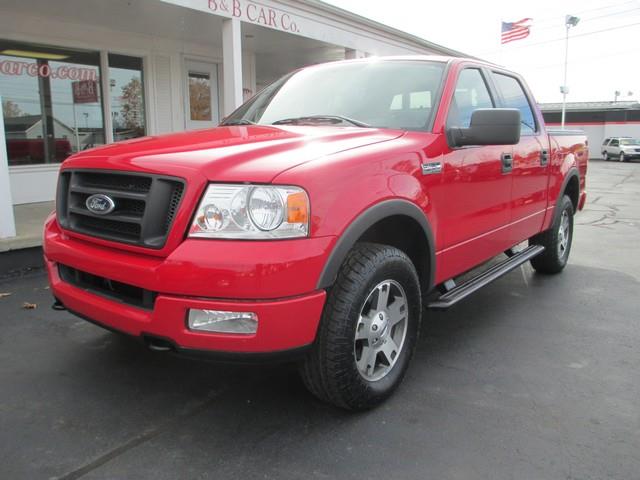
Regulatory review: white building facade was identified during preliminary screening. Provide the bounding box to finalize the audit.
[0,0,464,239]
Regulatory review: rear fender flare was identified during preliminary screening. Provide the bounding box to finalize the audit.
[555,167,580,217]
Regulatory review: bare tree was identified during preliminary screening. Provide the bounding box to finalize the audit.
[189,77,212,121]
[119,78,144,136]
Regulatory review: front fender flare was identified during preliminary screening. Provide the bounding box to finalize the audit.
[316,199,435,292]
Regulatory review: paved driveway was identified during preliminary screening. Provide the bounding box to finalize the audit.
[1,160,638,479]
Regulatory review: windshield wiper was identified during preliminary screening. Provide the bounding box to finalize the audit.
[220,119,256,126]
[271,115,371,128]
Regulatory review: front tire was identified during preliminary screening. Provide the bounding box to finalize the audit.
[529,195,574,274]
[300,243,422,410]
[603,151,609,161]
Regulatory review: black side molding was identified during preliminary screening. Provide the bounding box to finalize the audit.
[427,245,545,310]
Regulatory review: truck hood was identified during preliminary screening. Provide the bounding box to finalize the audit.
[63,125,404,183]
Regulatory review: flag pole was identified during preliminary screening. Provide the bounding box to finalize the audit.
[561,22,569,129]
[561,15,580,129]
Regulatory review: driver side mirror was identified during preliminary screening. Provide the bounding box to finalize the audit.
[447,108,521,147]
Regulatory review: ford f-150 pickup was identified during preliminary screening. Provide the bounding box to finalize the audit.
[45,56,588,410]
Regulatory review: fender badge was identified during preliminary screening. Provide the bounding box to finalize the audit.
[421,162,442,175]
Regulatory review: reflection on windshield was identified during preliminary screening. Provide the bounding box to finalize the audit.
[223,61,445,131]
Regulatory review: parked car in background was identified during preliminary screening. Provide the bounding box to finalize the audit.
[45,56,588,410]
[602,137,640,162]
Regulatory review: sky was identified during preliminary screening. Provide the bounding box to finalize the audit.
[324,0,640,104]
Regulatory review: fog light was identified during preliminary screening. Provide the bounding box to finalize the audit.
[188,309,258,334]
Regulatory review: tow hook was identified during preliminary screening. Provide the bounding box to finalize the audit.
[143,335,175,353]
[52,298,66,311]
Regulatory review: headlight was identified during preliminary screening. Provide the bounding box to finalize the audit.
[189,184,309,239]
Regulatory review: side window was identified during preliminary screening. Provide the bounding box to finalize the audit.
[447,68,494,128]
[611,139,619,147]
[602,138,610,146]
[491,73,537,135]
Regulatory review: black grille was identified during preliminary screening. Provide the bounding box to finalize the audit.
[57,170,185,248]
[74,171,152,192]
[58,264,156,310]
[165,183,184,232]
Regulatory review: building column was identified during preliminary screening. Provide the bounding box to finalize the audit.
[222,18,243,116]
[100,51,114,144]
[0,95,17,239]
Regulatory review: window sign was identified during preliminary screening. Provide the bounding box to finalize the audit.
[72,80,99,104]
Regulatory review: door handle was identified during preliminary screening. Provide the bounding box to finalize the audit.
[540,149,549,166]
[501,153,513,173]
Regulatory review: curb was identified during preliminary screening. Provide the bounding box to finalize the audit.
[0,247,45,281]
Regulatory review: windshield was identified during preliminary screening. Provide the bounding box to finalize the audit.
[223,60,446,131]
[620,139,640,145]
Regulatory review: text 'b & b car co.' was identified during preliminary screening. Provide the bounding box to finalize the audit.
[208,0,301,33]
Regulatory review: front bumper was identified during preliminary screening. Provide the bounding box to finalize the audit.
[618,150,640,158]
[44,216,329,355]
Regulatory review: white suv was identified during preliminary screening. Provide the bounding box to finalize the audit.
[602,137,640,162]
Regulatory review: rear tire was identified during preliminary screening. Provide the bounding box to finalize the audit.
[300,243,422,410]
[529,195,574,274]
[619,152,626,162]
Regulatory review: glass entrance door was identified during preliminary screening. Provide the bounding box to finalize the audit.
[184,60,219,130]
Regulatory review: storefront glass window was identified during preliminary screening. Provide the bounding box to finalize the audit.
[109,54,146,141]
[0,40,104,166]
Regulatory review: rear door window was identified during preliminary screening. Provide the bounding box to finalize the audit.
[491,72,537,135]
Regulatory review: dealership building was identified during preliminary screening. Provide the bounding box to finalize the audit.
[540,101,640,159]
[0,0,465,244]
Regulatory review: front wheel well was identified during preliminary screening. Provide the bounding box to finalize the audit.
[357,215,430,294]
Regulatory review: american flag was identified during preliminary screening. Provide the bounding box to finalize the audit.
[501,18,532,44]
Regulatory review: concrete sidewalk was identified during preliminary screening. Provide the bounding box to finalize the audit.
[0,201,53,253]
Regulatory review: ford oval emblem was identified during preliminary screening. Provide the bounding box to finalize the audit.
[86,194,116,215]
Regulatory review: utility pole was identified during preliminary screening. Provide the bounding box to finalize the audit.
[561,15,580,129]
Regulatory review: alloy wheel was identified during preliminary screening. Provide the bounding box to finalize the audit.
[354,280,408,382]
[557,209,571,259]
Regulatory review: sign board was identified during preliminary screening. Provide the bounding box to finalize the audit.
[72,80,99,104]
[206,0,301,33]
[159,0,428,56]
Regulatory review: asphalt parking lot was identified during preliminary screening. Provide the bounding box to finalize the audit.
[1,159,638,480]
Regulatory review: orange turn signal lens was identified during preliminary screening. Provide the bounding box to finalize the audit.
[287,191,309,224]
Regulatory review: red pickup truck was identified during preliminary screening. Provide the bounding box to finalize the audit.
[45,57,587,410]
